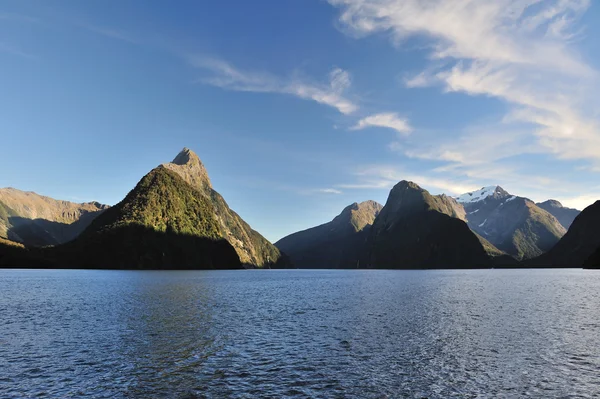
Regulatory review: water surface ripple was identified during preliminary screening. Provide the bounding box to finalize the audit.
[1,269,599,398]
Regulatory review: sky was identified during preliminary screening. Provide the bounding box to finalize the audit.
[2,0,600,242]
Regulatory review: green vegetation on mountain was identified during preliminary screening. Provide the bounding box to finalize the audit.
[500,200,566,260]
[0,201,18,238]
[85,166,222,239]
[162,148,288,268]
[474,233,505,257]
[0,148,288,270]
[276,200,382,268]
[367,181,492,269]
[55,166,241,270]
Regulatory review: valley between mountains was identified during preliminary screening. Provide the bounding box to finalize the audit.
[1,148,599,269]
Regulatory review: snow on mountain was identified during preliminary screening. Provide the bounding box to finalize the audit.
[455,186,508,204]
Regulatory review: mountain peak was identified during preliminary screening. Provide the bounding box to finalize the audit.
[392,180,423,192]
[538,199,563,208]
[172,147,200,166]
[455,185,510,204]
[162,147,212,190]
[334,200,383,232]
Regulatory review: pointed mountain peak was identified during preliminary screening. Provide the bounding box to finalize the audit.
[382,180,431,215]
[455,185,510,204]
[162,147,212,190]
[172,147,200,166]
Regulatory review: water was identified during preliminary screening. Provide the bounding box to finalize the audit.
[1,269,599,398]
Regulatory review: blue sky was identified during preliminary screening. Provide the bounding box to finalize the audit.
[2,0,600,242]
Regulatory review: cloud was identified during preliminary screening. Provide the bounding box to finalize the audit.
[559,195,600,211]
[316,188,344,194]
[189,56,358,114]
[329,0,591,75]
[337,165,480,195]
[328,0,600,204]
[351,112,412,135]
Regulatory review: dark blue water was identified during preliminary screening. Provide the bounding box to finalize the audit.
[1,269,599,398]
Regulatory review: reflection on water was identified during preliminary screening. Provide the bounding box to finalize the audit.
[1,269,599,398]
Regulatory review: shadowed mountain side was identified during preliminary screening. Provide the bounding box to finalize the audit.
[583,246,600,269]
[0,227,241,270]
[0,237,59,268]
[6,212,104,246]
[368,211,493,269]
[54,225,241,270]
[276,201,382,269]
[367,181,492,269]
[530,201,600,267]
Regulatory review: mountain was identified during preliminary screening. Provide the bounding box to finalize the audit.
[532,201,600,267]
[275,200,382,268]
[536,200,580,230]
[162,148,286,268]
[1,148,287,270]
[0,188,108,246]
[455,186,566,260]
[50,165,242,270]
[366,181,492,269]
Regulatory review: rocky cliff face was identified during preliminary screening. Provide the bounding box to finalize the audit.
[275,200,382,268]
[162,148,287,268]
[162,147,213,193]
[0,188,108,246]
[367,181,492,269]
[456,186,566,260]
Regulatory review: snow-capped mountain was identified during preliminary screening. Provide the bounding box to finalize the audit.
[455,186,511,204]
[454,186,567,260]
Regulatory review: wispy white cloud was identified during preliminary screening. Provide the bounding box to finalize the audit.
[189,56,358,114]
[316,188,344,194]
[351,112,412,135]
[337,165,480,195]
[329,0,592,75]
[329,0,600,208]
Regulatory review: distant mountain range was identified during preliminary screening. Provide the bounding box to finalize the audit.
[0,188,108,246]
[277,183,593,269]
[1,149,598,269]
[454,186,571,260]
